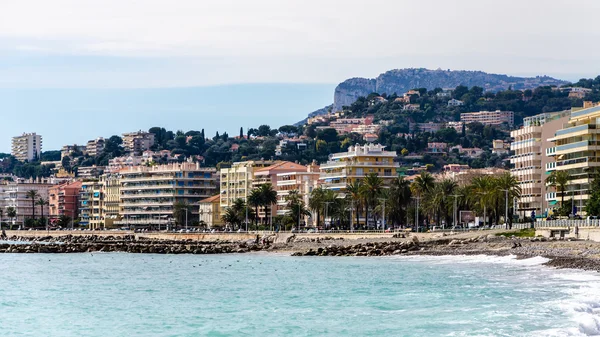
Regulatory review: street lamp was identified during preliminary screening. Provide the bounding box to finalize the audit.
[501,189,509,229]
[478,192,489,228]
[411,196,421,232]
[323,201,333,230]
[451,194,462,230]
[378,198,387,231]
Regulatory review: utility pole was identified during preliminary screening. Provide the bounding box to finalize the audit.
[378,198,387,231]
[478,192,488,228]
[185,208,188,231]
[245,170,249,232]
[324,202,332,230]
[350,199,354,233]
[451,194,462,230]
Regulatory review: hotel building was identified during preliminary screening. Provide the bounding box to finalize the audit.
[12,133,42,162]
[319,144,399,193]
[275,163,320,226]
[219,160,275,211]
[49,181,82,220]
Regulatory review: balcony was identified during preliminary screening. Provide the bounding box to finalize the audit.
[320,161,399,170]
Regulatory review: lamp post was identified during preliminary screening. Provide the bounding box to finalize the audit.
[501,189,509,229]
[378,198,387,231]
[478,191,489,228]
[323,201,333,230]
[245,170,249,232]
[451,194,462,230]
[412,196,421,232]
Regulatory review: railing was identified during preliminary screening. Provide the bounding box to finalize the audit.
[556,140,600,152]
[320,161,399,169]
[555,124,595,136]
[534,219,600,228]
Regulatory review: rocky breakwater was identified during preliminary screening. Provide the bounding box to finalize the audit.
[1,235,267,254]
[292,236,423,257]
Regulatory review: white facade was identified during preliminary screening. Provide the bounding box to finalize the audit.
[0,179,54,226]
[12,133,42,162]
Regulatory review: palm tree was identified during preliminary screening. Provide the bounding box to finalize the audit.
[259,184,277,229]
[470,176,495,227]
[36,197,49,228]
[496,172,521,228]
[413,171,435,196]
[173,201,191,229]
[6,207,16,230]
[346,181,364,228]
[362,173,384,228]
[548,170,571,215]
[25,190,39,224]
[285,190,310,230]
[388,177,411,227]
[248,189,262,228]
[309,187,326,228]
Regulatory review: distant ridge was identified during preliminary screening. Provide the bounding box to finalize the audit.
[328,68,568,115]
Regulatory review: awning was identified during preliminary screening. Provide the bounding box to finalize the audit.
[548,200,558,206]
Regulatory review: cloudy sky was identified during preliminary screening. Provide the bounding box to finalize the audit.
[0,0,599,150]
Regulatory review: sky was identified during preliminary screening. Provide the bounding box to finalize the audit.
[1,0,600,151]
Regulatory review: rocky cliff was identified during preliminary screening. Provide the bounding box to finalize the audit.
[332,68,568,113]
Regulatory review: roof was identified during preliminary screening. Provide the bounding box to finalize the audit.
[254,161,307,173]
[199,194,220,203]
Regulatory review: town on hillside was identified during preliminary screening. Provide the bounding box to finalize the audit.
[2,79,600,231]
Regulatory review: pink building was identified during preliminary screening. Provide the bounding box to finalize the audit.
[49,181,82,221]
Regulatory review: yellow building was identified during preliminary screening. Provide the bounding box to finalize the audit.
[219,160,275,211]
[79,179,104,229]
[102,174,121,228]
[547,102,600,214]
[319,144,399,192]
[199,195,223,228]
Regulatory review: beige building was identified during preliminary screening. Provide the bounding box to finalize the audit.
[219,160,276,211]
[12,133,42,162]
[275,163,320,226]
[102,174,121,228]
[546,102,600,215]
[319,144,399,193]
[510,111,570,217]
[79,180,104,229]
[1,178,54,227]
[122,131,155,155]
[86,137,105,157]
[116,162,218,228]
[199,195,223,228]
[461,110,514,127]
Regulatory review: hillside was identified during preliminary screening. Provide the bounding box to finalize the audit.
[332,68,568,113]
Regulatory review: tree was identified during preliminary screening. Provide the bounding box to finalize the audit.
[548,170,571,215]
[173,201,192,229]
[285,190,310,230]
[257,125,272,137]
[309,187,326,228]
[346,181,364,228]
[259,184,278,228]
[587,175,600,216]
[6,207,16,229]
[495,172,521,228]
[361,173,384,228]
[25,190,39,224]
[239,127,244,139]
[248,189,262,229]
[36,197,49,228]
[388,177,412,227]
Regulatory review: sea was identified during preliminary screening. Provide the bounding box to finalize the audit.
[0,253,599,337]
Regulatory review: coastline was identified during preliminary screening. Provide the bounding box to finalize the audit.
[3,231,600,272]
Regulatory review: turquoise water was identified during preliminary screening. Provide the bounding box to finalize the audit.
[0,253,599,336]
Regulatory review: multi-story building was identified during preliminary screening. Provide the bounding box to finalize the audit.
[116,162,218,228]
[79,180,104,229]
[86,137,105,157]
[461,110,514,127]
[319,144,399,193]
[219,160,276,211]
[199,195,223,228]
[122,131,155,155]
[77,165,105,178]
[61,144,85,159]
[12,133,42,162]
[510,110,570,217]
[546,103,600,215]
[102,174,121,228]
[275,162,320,226]
[1,178,54,226]
[252,161,309,222]
[49,181,82,220]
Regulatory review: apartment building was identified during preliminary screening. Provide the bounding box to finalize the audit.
[461,110,514,127]
[12,133,42,162]
[1,178,54,226]
[79,180,104,229]
[219,160,276,211]
[61,144,85,159]
[252,161,309,222]
[86,137,105,157]
[122,131,155,155]
[546,103,600,215]
[77,165,105,178]
[116,162,218,228]
[49,181,82,220]
[275,163,320,226]
[319,144,399,193]
[102,174,121,228]
[510,111,570,217]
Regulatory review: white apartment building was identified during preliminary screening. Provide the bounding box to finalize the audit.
[275,163,320,226]
[219,160,275,211]
[86,137,105,157]
[12,133,42,162]
[0,178,55,226]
